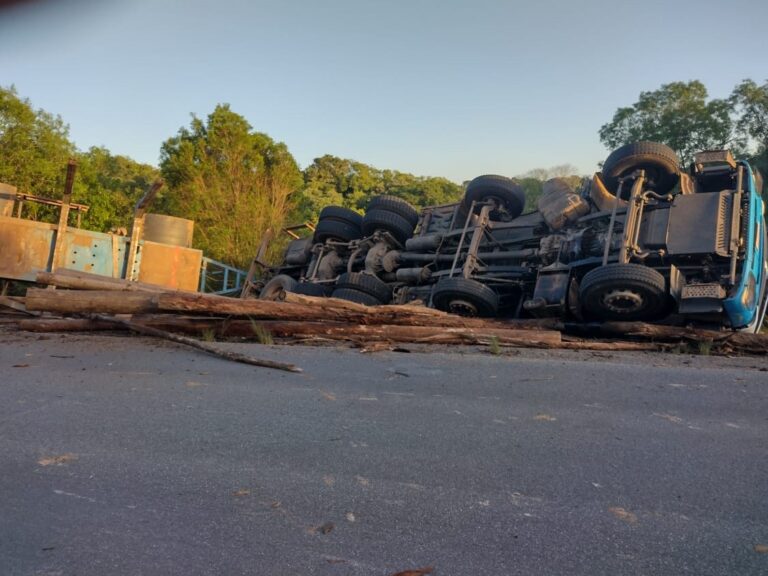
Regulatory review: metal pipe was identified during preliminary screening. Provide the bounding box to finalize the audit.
[449,201,476,276]
[399,249,536,263]
[729,165,744,285]
[618,173,645,264]
[602,180,625,265]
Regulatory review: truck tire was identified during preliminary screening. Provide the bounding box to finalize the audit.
[431,277,499,317]
[331,287,382,306]
[579,263,668,321]
[313,206,363,243]
[601,141,680,196]
[361,209,415,245]
[462,175,525,221]
[367,195,419,227]
[260,274,297,301]
[293,282,331,297]
[335,272,392,303]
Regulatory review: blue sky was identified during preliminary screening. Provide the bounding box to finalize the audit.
[2,0,766,182]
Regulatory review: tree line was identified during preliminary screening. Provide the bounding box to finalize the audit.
[1,79,766,268]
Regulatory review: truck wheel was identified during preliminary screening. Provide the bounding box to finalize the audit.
[462,175,525,221]
[293,282,331,297]
[361,209,415,245]
[313,206,363,243]
[431,277,499,317]
[331,287,383,306]
[367,195,419,227]
[579,263,668,321]
[601,141,680,196]
[335,272,392,303]
[260,274,297,301]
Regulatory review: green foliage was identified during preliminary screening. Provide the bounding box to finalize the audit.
[75,146,159,231]
[294,154,463,223]
[159,104,303,269]
[730,79,768,194]
[0,86,159,228]
[599,81,732,164]
[0,85,75,219]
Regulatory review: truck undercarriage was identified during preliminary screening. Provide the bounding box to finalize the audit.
[256,142,768,333]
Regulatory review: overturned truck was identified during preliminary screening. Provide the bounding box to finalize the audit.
[258,142,768,333]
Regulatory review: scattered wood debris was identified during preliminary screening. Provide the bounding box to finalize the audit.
[1,269,768,374]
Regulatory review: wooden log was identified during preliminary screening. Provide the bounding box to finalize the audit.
[558,341,667,351]
[253,321,562,347]
[89,314,302,373]
[25,288,158,314]
[35,270,170,292]
[0,296,35,316]
[283,292,563,330]
[16,315,561,347]
[572,321,768,352]
[157,291,558,330]
[18,317,118,332]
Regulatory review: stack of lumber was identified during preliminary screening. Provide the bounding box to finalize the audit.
[1,269,767,363]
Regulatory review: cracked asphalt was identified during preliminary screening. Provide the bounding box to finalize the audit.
[1,329,767,575]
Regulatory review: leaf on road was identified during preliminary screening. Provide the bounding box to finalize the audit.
[533,414,556,421]
[609,507,638,524]
[13,364,30,368]
[653,413,683,424]
[310,521,335,535]
[754,544,768,553]
[38,453,78,466]
[390,567,434,576]
[321,391,336,401]
[231,489,250,497]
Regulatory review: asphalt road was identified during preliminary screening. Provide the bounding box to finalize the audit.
[1,329,767,576]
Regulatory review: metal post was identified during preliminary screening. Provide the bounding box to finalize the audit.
[49,160,77,273]
[126,179,163,281]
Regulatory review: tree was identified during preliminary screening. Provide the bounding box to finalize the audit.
[598,81,732,164]
[0,85,75,218]
[730,79,768,185]
[75,146,159,232]
[295,155,463,223]
[159,105,303,268]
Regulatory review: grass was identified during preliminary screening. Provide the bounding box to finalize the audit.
[200,328,217,342]
[488,336,501,356]
[250,320,274,345]
[697,339,713,356]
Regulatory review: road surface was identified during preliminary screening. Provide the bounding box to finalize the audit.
[1,329,767,575]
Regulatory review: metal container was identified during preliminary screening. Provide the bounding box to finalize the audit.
[142,213,194,248]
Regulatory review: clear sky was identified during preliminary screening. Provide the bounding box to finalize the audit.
[2,0,767,182]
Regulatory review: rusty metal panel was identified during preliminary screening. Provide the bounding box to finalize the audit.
[0,216,57,281]
[137,241,202,291]
[60,229,130,277]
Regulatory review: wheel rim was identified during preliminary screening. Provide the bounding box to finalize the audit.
[447,298,478,317]
[601,289,645,314]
